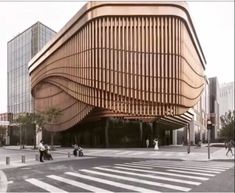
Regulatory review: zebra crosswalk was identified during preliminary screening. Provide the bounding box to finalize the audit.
[24,160,234,192]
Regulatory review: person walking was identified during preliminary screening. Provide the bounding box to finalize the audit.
[146,138,149,148]
[38,140,45,162]
[226,139,234,156]
[73,144,79,156]
[153,138,159,150]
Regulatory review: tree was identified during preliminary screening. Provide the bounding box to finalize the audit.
[44,107,62,149]
[32,113,46,149]
[15,113,45,149]
[220,110,235,140]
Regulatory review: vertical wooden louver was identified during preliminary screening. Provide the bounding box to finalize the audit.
[29,2,206,132]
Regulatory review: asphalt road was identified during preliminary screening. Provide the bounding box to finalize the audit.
[2,157,234,192]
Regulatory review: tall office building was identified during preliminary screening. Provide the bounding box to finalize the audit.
[7,22,56,117]
[219,82,234,116]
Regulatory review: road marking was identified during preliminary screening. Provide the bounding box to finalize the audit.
[114,166,209,181]
[7,181,13,184]
[66,172,161,193]
[116,151,133,155]
[25,178,68,193]
[139,160,233,169]
[81,169,191,192]
[95,167,201,185]
[47,175,112,193]
[167,169,215,176]
[128,152,145,156]
[0,171,8,193]
[115,163,154,169]
[124,163,222,173]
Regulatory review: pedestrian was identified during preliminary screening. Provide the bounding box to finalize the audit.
[43,144,53,160]
[226,139,234,156]
[78,146,84,157]
[73,144,78,156]
[153,138,159,150]
[224,140,228,149]
[38,140,45,162]
[146,138,149,148]
[196,140,202,148]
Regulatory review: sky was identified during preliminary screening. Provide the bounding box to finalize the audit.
[0,1,234,113]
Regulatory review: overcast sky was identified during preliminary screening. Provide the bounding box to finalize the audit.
[0,1,234,113]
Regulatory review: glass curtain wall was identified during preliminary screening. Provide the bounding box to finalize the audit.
[7,22,56,116]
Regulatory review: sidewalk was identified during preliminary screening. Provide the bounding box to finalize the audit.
[0,145,234,169]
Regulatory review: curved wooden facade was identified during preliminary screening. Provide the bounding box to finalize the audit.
[29,2,206,132]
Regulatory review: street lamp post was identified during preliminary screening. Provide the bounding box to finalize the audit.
[207,120,212,159]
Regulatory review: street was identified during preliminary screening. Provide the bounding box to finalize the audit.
[2,157,234,192]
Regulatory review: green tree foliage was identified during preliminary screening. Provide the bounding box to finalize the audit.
[220,110,235,140]
[15,113,45,148]
[44,107,62,124]
[14,108,62,149]
[44,107,62,149]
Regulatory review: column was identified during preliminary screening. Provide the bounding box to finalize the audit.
[139,121,143,147]
[105,118,109,148]
[172,130,177,145]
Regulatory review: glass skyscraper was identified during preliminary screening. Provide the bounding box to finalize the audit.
[7,22,56,116]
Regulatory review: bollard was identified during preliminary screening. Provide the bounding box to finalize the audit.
[22,155,25,163]
[6,156,10,165]
[35,154,39,161]
[68,152,71,158]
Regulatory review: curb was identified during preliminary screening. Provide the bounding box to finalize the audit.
[0,156,95,170]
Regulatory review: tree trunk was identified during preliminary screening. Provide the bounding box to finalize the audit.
[20,125,22,149]
[33,124,37,149]
[51,132,55,150]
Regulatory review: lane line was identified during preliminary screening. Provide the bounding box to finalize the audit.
[65,172,161,193]
[25,178,68,193]
[47,175,113,193]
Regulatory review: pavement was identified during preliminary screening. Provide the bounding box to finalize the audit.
[0,144,234,170]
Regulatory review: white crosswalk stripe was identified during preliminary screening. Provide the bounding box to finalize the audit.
[47,175,113,193]
[128,151,145,156]
[116,151,133,155]
[80,169,191,191]
[26,178,68,193]
[114,166,209,180]
[138,160,233,169]
[65,171,161,193]
[167,169,215,176]
[24,159,233,192]
[123,163,223,173]
[115,163,154,169]
[94,166,201,185]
